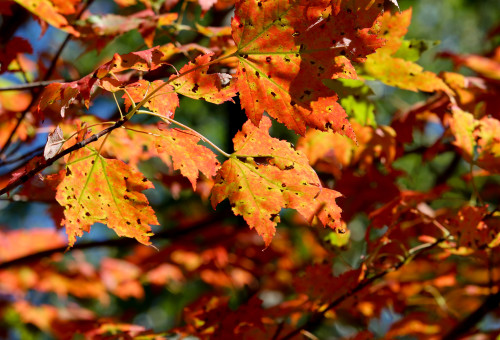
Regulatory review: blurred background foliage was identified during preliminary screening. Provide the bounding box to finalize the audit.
[0,0,499,338]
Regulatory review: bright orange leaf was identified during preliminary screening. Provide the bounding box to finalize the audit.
[171,53,237,104]
[55,144,158,247]
[14,0,80,36]
[155,125,220,190]
[231,0,384,137]
[449,107,500,173]
[123,79,179,116]
[211,116,342,246]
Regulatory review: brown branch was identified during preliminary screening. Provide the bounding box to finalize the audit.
[443,289,500,340]
[0,118,127,196]
[278,238,446,340]
[0,80,64,92]
[0,213,225,270]
[0,146,44,167]
[0,0,93,158]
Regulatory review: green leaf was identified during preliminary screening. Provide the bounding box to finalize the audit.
[393,39,440,62]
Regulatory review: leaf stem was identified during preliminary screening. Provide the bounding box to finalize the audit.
[122,126,160,137]
[64,122,116,147]
[137,110,231,158]
[110,72,136,112]
[112,92,124,119]
[0,79,64,92]
[124,52,237,121]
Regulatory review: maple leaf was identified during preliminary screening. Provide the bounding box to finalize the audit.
[96,47,166,76]
[363,9,451,93]
[37,75,97,119]
[170,53,237,104]
[445,205,496,250]
[38,47,167,117]
[13,0,79,36]
[449,108,500,173]
[0,37,32,74]
[59,116,158,168]
[122,79,179,116]
[211,117,342,246]
[297,121,396,178]
[441,50,500,81]
[231,0,385,137]
[155,125,220,190]
[55,144,158,247]
[78,11,178,50]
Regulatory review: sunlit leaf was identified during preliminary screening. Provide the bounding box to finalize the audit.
[13,0,79,36]
[211,117,342,246]
[364,9,451,93]
[232,0,385,137]
[56,144,158,247]
[171,53,237,104]
[449,107,500,173]
[155,125,220,190]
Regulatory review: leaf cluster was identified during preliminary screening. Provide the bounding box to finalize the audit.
[0,0,500,339]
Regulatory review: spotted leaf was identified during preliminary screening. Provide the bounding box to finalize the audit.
[231,0,385,137]
[155,125,220,190]
[56,145,158,247]
[170,53,237,104]
[211,117,342,246]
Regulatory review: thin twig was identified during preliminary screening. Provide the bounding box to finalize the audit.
[0,0,94,158]
[137,110,232,158]
[443,288,500,340]
[0,118,128,196]
[0,146,44,166]
[0,80,64,92]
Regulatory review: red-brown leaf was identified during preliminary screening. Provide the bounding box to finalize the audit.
[232,0,384,137]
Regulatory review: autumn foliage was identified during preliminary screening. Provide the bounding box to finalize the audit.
[0,0,500,338]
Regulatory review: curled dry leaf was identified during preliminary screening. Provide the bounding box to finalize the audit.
[44,126,65,160]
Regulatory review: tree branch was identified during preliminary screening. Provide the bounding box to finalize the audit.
[0,0,93,158]
[0,118,127,196]
[443,289,500,340]
[0,80,64,92]
[0,146,44,167]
